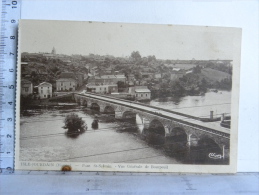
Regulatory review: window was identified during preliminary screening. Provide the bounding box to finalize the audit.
[136,94,138,97]
[70,82,71,86]
[141,94,143,97]
[41,90,43,94]
[61,82,63,86]
[146,94,148,97]
[48,87,49,89]
[24,87,29,92]
[41,87,43,89]
[44,95,46,97]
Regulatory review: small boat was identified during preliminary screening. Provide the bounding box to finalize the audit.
[199,117,221,122]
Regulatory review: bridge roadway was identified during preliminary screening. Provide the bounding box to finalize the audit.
[77,92,230,136]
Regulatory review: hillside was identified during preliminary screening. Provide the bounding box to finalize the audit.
[201,68,231,82]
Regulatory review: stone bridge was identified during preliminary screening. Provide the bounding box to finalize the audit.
[71,92,230,160]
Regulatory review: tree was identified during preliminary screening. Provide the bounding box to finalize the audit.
[193,65,202,74]
[131,51,141,61]
[63,113,87,134]
[147,55,156,62]
[170,81,185,96]
[117,81,126,89]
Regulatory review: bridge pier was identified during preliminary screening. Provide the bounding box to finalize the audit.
[99,105,106,113]
[220,145,230,160]
[186,133,199,147]
[115,111,123,119]
[142,117,150,129]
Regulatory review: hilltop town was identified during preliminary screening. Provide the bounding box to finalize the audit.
[20,48,232,102]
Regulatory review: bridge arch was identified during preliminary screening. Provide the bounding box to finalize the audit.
[144,119,165,145]
[104,106,115,113]
[90,103,100,112]
[164,127,188,157]
[193,136,223,164]
[122,111,137,120]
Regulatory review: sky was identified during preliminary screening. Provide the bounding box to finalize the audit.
[20,20,236,60]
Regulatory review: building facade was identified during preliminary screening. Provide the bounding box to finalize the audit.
[56,78,77,91]
[129,86,151,100]
[38,82,52,99]
[56,72,77,91]
[88,74,126,85]
[86,84,118,94]
[21,79,33,96]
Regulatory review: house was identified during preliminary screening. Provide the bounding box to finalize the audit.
[21,79,33,96]
[86,84,118,94]
[56,72,77,91]
[38,82,52,99]
[129,86,151,100]
[88,74,126,85]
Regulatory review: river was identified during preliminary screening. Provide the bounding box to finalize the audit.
[20,90,230,165]
[150,90,231,118]
[20,107,179,164]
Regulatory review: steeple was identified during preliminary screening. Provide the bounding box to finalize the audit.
[51,47,56,55]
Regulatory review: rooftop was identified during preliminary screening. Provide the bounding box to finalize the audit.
[135,89,151,93]
[38,82,52,86]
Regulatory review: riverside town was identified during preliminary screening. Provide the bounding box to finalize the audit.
[20,47,232,165]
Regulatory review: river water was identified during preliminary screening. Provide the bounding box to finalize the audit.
[20,107,179,164]
[20,90,231,164]
[150,90,231,118]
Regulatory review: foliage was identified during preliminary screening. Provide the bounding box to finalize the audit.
[147,55,156,62]
[193,65,202,74]
[63,113,87,133]
[213,77,232,90]
[206,62,232,75]
[117,81,127,88]
[170,81,186,96]
[131,51,141,61]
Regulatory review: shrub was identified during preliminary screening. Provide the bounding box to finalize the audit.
[63,113,87,134]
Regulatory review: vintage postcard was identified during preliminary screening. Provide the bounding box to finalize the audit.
[15,20,241,173]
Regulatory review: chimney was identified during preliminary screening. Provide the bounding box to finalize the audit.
[210,111,214,120]
[221,113,225,122]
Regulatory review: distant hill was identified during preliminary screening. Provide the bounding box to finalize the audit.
[201,68,231,82]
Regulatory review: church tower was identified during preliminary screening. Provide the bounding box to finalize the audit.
[51,47,56,55]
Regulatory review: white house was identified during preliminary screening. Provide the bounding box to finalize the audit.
[86,84,118,94]
[135,88,151,100]
[129,86,151,100]
[38,82,52,99]
[56,72,77,91]
[56,78,77,91]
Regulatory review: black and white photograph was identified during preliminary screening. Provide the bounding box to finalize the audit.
[15,20,241,172]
